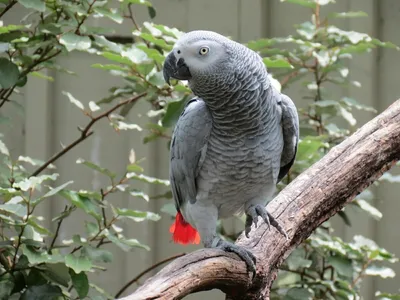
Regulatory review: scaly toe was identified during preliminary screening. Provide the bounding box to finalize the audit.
[217,240,257,277]
[255,205,271,230]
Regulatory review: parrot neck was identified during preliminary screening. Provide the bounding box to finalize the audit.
[201,81,274,135]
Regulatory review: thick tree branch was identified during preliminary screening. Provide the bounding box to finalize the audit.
[120,99,400,300]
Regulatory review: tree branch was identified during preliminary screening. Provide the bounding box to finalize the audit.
[30,93,146,177]
[119,98,400,300]
[0,0,17,19]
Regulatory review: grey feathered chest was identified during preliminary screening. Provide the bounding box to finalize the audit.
[193,85,284,217]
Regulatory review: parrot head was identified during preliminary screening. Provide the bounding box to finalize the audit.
[163,30,236,86]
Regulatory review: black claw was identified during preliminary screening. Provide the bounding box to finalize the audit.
[255,205,270,230]
[217,240,256,277]
[245,204,289,240]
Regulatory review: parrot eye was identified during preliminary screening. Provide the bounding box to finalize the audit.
[199,47,209,55]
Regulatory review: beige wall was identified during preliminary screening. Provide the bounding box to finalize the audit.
[1,0,399,299]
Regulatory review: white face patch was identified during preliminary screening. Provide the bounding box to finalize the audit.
[173,39,227,75]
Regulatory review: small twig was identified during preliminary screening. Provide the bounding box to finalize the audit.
[0,48,61,109]
[280,70,299,88]
[70,216,118,254]
[0,86,15,108]
[350,258,372,288]
[49,206,70,252]
[30,93,146,177]
[11,191,32,271]
[114,253,186,298]
[0,0,17,18]
[278,266,316,281]
[75,0,97,34]
[127,4,141,32]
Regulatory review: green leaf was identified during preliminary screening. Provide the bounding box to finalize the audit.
[18,0,45,12]
[160,202,176,217]
[26,268,47,286]
[354,199,382,220]
[126,172,169,186]
[339,106,357,126]
[102,51,133,65]
[124,0,153,6]
[59,190,100,220]
[296,136,328,162]
[65,254,92,274]
[41,181,74,199]
[20,284,63,300]
[114,121,143,131]
[62,91,85,110]
[107,234,150,251]
[364,265,395,278]
[284,287,314,300]
[91,63,129,72]
[0,278,14,300]
[126,164,144,173]
[22,245,64,264]
[18,156,56,169]
[94,7,123,24]
[329,11,368,18]
[147,6,156,18]
[76,158,116,178]
[263,57,293,69]
[89,283,114,299]
[129,190,149,202]
[0,203,26,218]
[13,174,59,191]
[136,45,164,64]
[340,97,377,113]
[148,71,165,87]
[0,58,20,89]
[30,71,54,82]
[40,263,70,287]
[93,35,122,53]
[338,210,352,226]
[122,46,150,64]
[0,139,9,156]
[82,246,113,263]
[327,255,353,277]
[59,33,91,52]
[115,207,160,222]
[78,190,102,201]
[376,292,400,299]
[379,172,400,183]
[0,24,25,34]
[136,32,172,51]
[89,101,101,112]
[70,269,89,299]
[162,98,188,128]
[310,237,347,255]
[286,248,312,270]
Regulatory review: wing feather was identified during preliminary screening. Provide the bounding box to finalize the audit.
[170,98,212,212]
[277,94,299,182]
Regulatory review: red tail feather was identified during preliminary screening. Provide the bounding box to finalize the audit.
[169,212,200,245]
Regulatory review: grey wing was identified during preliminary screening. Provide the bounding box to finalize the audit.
[277,93,299,182]
[169,98,212,212]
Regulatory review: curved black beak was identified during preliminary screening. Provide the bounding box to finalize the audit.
[163,52,192,85]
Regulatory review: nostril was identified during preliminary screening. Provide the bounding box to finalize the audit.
[177,58,185,67]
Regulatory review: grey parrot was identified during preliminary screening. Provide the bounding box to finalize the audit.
[163,30,299,274]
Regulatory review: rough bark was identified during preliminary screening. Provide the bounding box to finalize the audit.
[120,99,400,300]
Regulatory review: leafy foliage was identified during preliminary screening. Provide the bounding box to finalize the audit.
[0,0,398,299]
[245,2,400,299]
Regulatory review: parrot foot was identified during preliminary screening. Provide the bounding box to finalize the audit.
[216,239,257,276]
[245,204,288,240]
